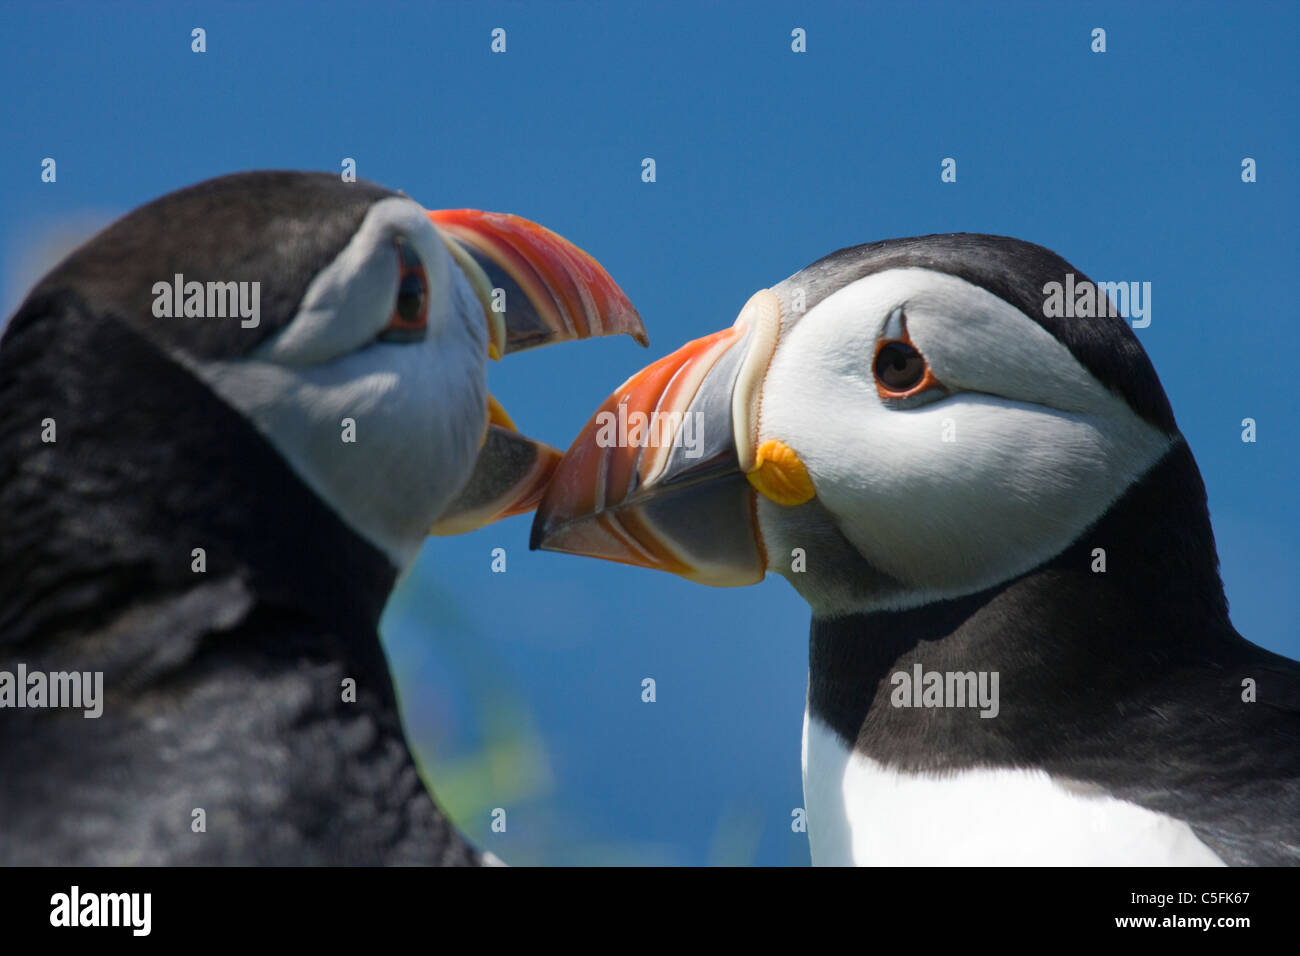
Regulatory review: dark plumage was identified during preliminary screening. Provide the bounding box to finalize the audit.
[0,173,477,864]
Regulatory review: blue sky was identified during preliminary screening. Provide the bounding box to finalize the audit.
[2,1,1296,865]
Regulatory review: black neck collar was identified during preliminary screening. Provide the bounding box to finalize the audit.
[808,440,1238,768]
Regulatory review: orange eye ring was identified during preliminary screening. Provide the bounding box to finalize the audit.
[379,238,429,343]
[872,311,944,401]
[873,339,942,399]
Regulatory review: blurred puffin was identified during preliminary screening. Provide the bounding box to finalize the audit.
[0,170,644,864]
[533,233,1299,866]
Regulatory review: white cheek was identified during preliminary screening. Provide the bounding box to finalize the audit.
[756,268,1172,608]
[186,201,489,571]
[194,307,486,572]
[812,395,1167,590]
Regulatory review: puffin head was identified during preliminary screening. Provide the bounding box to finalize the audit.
[532,234,1182,616]
[15,171,644,572]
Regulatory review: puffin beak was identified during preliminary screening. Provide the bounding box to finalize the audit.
[430,209,648,359]
[530,290,791,587]
[427,210,647,535]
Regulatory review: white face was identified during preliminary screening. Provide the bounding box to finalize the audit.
[754,267,1172,615]
[192,196,489,571]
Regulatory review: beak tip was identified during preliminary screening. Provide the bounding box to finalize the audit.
[605,298,649,348]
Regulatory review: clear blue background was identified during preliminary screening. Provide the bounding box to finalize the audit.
[2,1,1295,865]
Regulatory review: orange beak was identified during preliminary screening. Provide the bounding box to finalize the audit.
[429,208,647,359]
[531,293,788,586]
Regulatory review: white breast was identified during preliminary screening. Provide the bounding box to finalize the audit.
[801,709,1224,866]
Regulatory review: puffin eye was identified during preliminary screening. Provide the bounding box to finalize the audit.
[874,340,927,393]
[379,238,428,343]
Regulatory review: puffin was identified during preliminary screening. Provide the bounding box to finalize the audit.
[531,233,1300,866]
[0,170,645,864]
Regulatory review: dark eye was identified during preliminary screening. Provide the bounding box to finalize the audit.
[396,273,425,322]
[874,340,926,392]
[379,238,429,343]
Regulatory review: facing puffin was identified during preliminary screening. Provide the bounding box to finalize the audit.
[532,233,1300,866]
[0,170,645,864]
